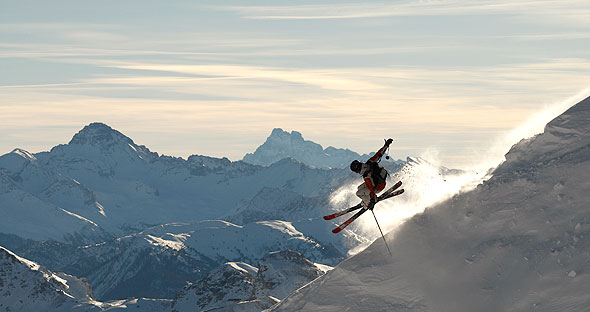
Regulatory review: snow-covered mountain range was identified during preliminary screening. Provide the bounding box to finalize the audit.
[1,245,324,312]
[0,123,356,243]
[272,96,590,311]
[0,123,409,306]
[1,218,344,301]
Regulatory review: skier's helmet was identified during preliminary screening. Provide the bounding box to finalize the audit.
[350,160,362,173]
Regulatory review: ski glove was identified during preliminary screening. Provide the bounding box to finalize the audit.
[368,200,376,210]
[368,197,376,210]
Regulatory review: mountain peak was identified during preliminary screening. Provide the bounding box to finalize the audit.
[53,122,157,162]
[269,128,304,141]
[243,129,361,168]
[0,148,37,174]
[69,122,131,146]
[10,148,36,161]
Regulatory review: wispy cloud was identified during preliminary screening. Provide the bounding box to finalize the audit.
[3,56,589,163]
[219,0,590,22]
[107,63,385,92]
[492,33,590,41]
[0,23,129,44]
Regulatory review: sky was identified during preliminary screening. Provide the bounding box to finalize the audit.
[1,0,590,168]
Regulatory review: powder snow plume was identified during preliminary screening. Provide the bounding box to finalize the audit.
[329,88,590,255]
[470,88,590,171]
[328,152,486,256]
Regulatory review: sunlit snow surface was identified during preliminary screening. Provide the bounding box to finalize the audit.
[273,94,590,312]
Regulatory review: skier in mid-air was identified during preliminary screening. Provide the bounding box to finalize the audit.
[325,138,402,238]
[349,138,393,210]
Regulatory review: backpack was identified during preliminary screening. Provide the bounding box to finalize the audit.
[365,161,388,185]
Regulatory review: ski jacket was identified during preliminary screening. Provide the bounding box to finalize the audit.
[359,145,389,200]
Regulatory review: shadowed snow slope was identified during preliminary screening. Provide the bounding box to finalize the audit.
[172,250,327,312]
[0,246,171,312]
[272,97,590,312]
[0,245,91,311]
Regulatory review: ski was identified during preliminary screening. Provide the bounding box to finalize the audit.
[324,181,402,220]
[330,188,405,233]
[322,189,404,221]
[332,207,368,233]
[380,180,403,197]
[323,181,403,221]
[381,188,404,201]
[323,203,363,220]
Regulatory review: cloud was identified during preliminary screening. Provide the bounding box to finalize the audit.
[106,63,385,92]
[91,57,590,99]
[4,57,589,128]
[492,32,590,41]
[218,0,590,23]
[0,23,129,44]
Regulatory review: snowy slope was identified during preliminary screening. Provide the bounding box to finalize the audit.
[1,246,175,311]
[105,221,344,299]
[273,97,590,312]
[0,245,92,311]
[227,187,329,224]
[172,261,261,312]
[0,166,108,244]
[139,221,343,267]
[3,219,342,301]
[173,250,328,312]
[253,250,326,307]
[0,246,172,312]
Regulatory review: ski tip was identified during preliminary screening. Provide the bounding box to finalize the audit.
[332,228,342,234]
[399,188,404,193]
[323,216,331,220]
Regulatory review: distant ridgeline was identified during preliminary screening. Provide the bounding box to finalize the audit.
[243,128,404,169]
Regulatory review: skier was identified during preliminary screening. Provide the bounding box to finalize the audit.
[349,138,393,210]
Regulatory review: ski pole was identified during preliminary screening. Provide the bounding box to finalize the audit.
[382,138,392,161]
[371,210,392,256]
